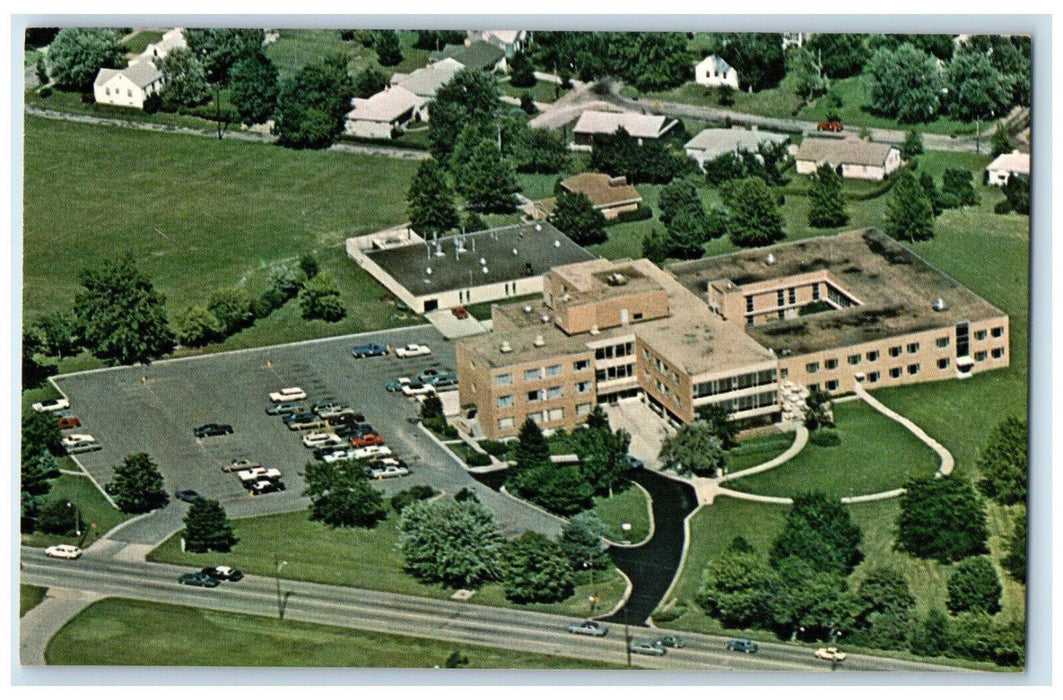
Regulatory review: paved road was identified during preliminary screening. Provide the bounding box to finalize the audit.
[21,548,968,673]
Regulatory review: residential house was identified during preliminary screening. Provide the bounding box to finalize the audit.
[794,135,902,181]
[468,30,531,57]
[781,32,809,50]
[985,150,1030,186]
[694,55,739,89]
[389,60,463,99]
[684,128,790,171]
[344,86,427,140]
[93,61,164,109]
[533,173,643,220]
[571,110,679,150]
[430,40,508,72]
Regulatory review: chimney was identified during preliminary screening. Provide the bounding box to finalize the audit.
[500,341,513,353]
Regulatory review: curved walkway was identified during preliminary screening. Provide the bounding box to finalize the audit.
[853,383,954,477]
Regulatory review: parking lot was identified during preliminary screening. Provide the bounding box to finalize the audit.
[54,326,561,541]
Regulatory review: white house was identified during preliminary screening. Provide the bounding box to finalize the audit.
[984,150,1030,186]
[468,30,531,57]
[93,61,164,109]
[694,55,739,89]
[794,136,902,181]
[571,110,678,150]
[389,60,462,99]
[344,86,427,140]
[684,128,790,170]
[135,28,186,64]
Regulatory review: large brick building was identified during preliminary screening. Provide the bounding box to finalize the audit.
[456,229,1010,439]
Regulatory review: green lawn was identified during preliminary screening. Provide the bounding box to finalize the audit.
[20,585,48,617]
[500,79,569,104]
[21,473,130,549]
[591,481,651,543]
[119,29,164,56]
[723,432,794,472]
[726,401,940,499]
[148,508,627,618]
[46,598,624,668]
[26,87,238,132]
[264,29,428,82]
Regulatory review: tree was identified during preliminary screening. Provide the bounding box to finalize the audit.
[107,453,169,514]
[641,229,669,265]
[695,403,738,449]
[658,178,704,227]
[569,422,631,495]
[909,606,952,657]
[946,48,1011,124]
[557,512,610,570]
[866,43,943,123]
[419,394,445,421]
[765,556,855,641]
[399,498,505,588]
[512,128,568,173]
[500,532,575,604]
[22,407,62,460]
[946,556,1002,615]
[37,498,82,535]
[716,84,735,106]
[919,172,945,217]
[807,163,849,228]
[511,463,594,516]
[940,168,980,208]
[894,476,989,563]
[303,460,387,528]
[884,169,935,242]
[182,498,238,553]
[990,121,1014,158]
[659,421,726,477]
[996,173,1030,216]
[695,546,775,629]
[725,177,785,247]
[457,138,518,214]
[549,191,607,245]
[75,254,175,366]
[1002,509,1026,583]
[183,28,264,86]
[428,68,502,162]
[902,130,925,158]
[353,65,387,99]
[770,492,863,575]
[849,566,914,649]
[508,50,537,88]
[299,251,319,279]
[407,158,459,237]
[274,55,352,149]
[229,52,279,125]
[803,387,834,431]
[390,485,437,515]
[789,47,829,101]
[46,28,123,90]
[298,273,346,322]
[23,330,57,389]
[33,311,79,360]
[973,416,1026,507]
[807,33,870,79]
[22,450,56,498]
[627,32,692,92]
[373,30,403,67]
[173,305,223,347]
[159,47,211,110]
[717,33,785,92]
[207,286,254,336]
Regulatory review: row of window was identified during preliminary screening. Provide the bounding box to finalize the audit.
[810,349,1003,391]
[693,369,777,398]
[497,404,591,430]
[496,363,565,386]
[708,390,779,414]
[594,342,633,361]
[596,364,635,383]
[974,327,1006,340]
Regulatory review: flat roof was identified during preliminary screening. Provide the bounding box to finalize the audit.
[668,229,1007,355]
[367,221,595,298]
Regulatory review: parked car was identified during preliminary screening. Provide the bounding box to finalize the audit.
[178,571,220,587]
[369,464,410,479]
[249,479,286,495]
[817,120,844,132]
[310,401,338,414]
[44,544,83,559]
[223,459,261,473]
[266,402,304,416]
[302,432,344,448]
[400,381,436,397]
[283,411,316,424]
[351,445,392,460]
[394,343,432,358]
[567,620,609,637]
[287,416,325,431]
[313,444,350,459]
[726,638,759,653]
[426,375,458,390]
[175,489,203,503]
[32,397,70,412]
[194,423,233,438]
[352,341,388,358]
[237,467,282,485]
[350,432,384,447]
[385,377,411,392]
[61,434,101,454]
[622,455,644,470]
[451,305,469,319]
[814,647,847,662]
[657,634,685,648]
[319,407,358,421]
[202,565,244,582]
[329,411,366,425]
[322,449,359,464]
[630,639,666,656]
[269,387,307,402]
[56,410,82,430]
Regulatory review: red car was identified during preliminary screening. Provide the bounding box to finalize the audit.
[451,305,469,319]
[350,432,384,447]
[57,411,82,430]
[817,120,843,132]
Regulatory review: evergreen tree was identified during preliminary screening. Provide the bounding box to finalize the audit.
[182,498,238,553]
[1002,509,1026,583]
[107,453,169,514]
[976,416,1027,505]
[458,138,518,214]
[508,50,537,88]
[902,130,924,158]
[373,30,403,67]
[22,409,61,461]
[641,229,670,265]
[407,158,460,237]
[725,177,785,247]
[895,476,989,563]
[940,168,980,208]
[21,450,55,498]
[549,191,607,245]
[884,170,935,242]
[990,121,1014,158]
[807,163,849,228]
[910,606,952,657]
[513,417,551,475]
[229,52,279,125]
[919,172,945,217]
[557,512,610,570]
[995,173,1030,216]
[946,556,1002,615]
[23,330,57,389]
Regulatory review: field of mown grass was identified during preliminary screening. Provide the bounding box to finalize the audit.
[264,29,429,82]
[46,598,624,668]
[20,473,131,549]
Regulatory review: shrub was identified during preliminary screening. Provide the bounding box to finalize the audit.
[423,416,458,439]
[651,604,688,623]
[479,439,511,458]
[465,452,492,467]
[39,87,53,98]
[391,485,437,514]
[36,498,81,535]
[809,428,841,447]
[611,204,654,224]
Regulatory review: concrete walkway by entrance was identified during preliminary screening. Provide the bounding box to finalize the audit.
[20,587,103,665]
[603,397,675,469]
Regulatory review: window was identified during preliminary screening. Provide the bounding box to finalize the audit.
[992,347,1005,359]
[975,350,988,361]
[866,350,880,362]
[806,362,819,373]
[576,403,592,416]
[633,312,644,321]
[127,89,132,96]
[497,417,516,430]
[808,383,820,392]
[526,390,541,402]
[527,411,543,424]
[788,287,796,305]
[847,354,861,366]
[991,327,1004,338]
[105,87,110,95]
[596,365,634,382]
[825,358,838,369]
[867,371,880,383]
[655,358,665,372]
[777,310,785,320]
[937,358,950,369]
[974,329,987,340]
[573,359,590,372]
[826,379,839,391]
[745,296,754,313]
[780,368,789,379]
[936,336,950,348]
[907,363,920,375]
[812,283,820,300]
[889,346,902,358]
[575,381,591,394]
[545,364,562,377]
[907,342,920,354]
[777,290,785,306]
[889,367,902,379]
[546,386,564,399]
[524,368,541,382]
[547,408,565,422]
[495,373,513,387]
[672,372,679,383]
[496,395,514,408]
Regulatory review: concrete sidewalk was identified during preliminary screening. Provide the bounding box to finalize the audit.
[19,587,102,665]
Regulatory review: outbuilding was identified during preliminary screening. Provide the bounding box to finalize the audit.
[984,150,1030,186]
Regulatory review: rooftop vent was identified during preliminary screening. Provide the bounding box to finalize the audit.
[609,175,627,187]
[482,266,489,274]
[523,305,533,313]
[589,325,600,335]
[932,297,948,312]
[425,267,432,275]
[535,224,543,232]
[540,314,550,324]
[500,341,513,353]
[533,335,545,347]
[765,253,777,265]
[605,272,628,286]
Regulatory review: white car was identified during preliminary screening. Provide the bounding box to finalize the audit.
[322,449,358,464]
[237,467,282,484]
[223,459,261,473]
[400,381,436,397]
[269,387,307,402]
[394,344,432,358]
[32,397,70,413]
[370,464,410,479]
[61,434,102,453]
[302,432,344,448]
[814,647,847,662]
[352,445,393,460]
[44,544,83,559]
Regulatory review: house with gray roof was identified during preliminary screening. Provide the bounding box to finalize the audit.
[684,128,790,171]
[430,40,507,72]
[93,61,163,110]
[794,135,902,181]
[695,55,739,89]
[571,110,679,150]
[344,86,427,140]
[390,59,463,98]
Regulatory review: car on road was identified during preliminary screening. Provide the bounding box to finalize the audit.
[726,638,759,653]
[175,489,204,503]
[61,434,102,454]
[350,432,384,447]
[223,459,262,473]
[249,479,286,495]
[202,566,244,581]
[269,387,307,402]
[369,464,410,479]
[352,341,388,358]
[622,455,644,470]
[352,445,392,460]
[814,647,847,662]
[57,410,82,430]
[33,397,70,412]
[302,432,344,448]
[657,634,685,648]
[630,639,666,656]
[266,402,304,416]
[817,120,844,132]
[194,423,234,438]
[44,544,83,559]
[385,377,411,392]
[451,305,469,319]
[178,571,220,587]
[322,449,358,464]
[567,620,608,637]
[400,381,436,397]
[394,343,432,358]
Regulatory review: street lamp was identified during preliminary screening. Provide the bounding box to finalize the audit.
[584,561,597,614]
[274,554,288,619]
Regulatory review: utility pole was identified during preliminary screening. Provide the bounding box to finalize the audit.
[274,554,288,619]
[623,606,632,668]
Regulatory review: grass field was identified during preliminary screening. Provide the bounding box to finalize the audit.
[723,432,794,472]
[20,585,48,617]
[726,400,940,499]
[119,29,164,56]
[500,79,569,104]
[265,29,429,82]
[148,507,627,618]
[591,481,651,543]
[20,473,130,549]
[45,598,624,668]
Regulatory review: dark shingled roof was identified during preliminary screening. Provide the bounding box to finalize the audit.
[430,40,506,71]
[366,222,596,298]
